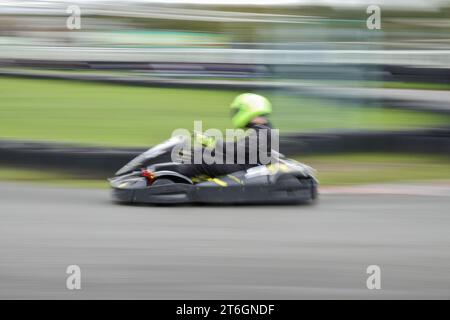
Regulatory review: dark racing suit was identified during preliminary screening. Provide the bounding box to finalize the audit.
[174,122,275,178]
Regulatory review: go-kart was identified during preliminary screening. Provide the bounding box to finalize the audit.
[109,135,318,205]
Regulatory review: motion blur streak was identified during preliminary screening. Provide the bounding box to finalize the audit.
[0,0,449,300]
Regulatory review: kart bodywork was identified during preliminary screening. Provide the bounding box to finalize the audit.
[109,136,318,205]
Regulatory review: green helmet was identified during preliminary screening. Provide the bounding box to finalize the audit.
[230,93,272,128]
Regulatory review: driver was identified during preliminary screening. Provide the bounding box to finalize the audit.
[172,93,276,179]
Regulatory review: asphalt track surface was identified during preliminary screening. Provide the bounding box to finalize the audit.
[1,182,449,299]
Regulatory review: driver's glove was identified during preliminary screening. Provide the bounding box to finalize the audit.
[192,131,216,149]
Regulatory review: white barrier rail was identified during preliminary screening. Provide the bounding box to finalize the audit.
[2,46,450,67]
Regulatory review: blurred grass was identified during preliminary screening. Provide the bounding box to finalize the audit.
[297,153,450,185]
[1,153,449,188]
[381,82,450,91]
[1,76,449,147]
[0,167,107,188]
